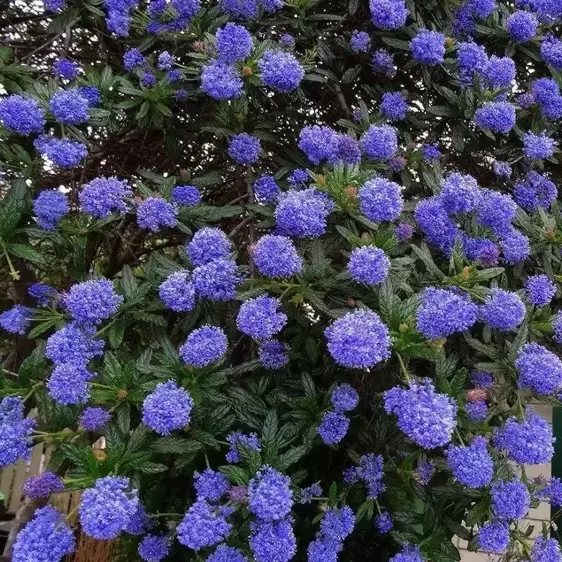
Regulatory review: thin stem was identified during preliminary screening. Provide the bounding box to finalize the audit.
[374,498,382,515]
[65,505,79,521]
[149,512,184,518]
[455,428,465,447]
[3,248,20,280]
[94,319,117,338]
[395,352,411,383]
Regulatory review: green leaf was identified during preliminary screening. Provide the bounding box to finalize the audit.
[262,410,278,446]
[219,465,251,486]
[137,462,168,474]
[108,319,125,349]
[275,445,308,471]
[121,265,139,299]
[7,244,46,268]
[151,437,203,455]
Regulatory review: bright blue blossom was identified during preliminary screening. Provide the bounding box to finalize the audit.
[369,0,408,29]
[43,0,66,11]
[50,89,89,125]
[541,34,562,69]
[226,431,261,463]
[331,384,359,412]
[275,189,333,238]
[507,11,538,42]
[53,58,79,80]
[171,185,200,206]
[208,545,249,562]
[258,340,289,369]
[12,506,75,562]
[28,282,57,306]
[415,197,459,254]
[46,322,104,366]
[249,466,293,521]
[384,379,457,448]
[415,460,435,485]
[33,190,69,230]
[138,535,169,562]
[318,411,350,445]
[142,381,194,435]
[525,274,556,306]
[395,222,414,240]
[123,48,145,70]
[0,397,35,468]
[237,295,287,340]
[298,126,338,165]
[287,168,309,186]
[0,305,33,335]
[228,133,261,164]
[80,407,111,431]
[476,189,517,234]
[320,506,355,540]
[22,472,64,499]
[389,544,424,562]
[34,135,87,168]
[79,176,132,218]
[493,408,554,465]
[280,34,295,48]
[79,476,138,540]
[194,468,229,501]
[254,175,280,204]
[259,50,304,93]
[481,55,515,89]
[523,131,556,160]
[201,61,243,100]
[348,246,390,285]
[157,51,173,70]
[356,453,385,498]
[359,177,403,221]
[479,288,525,332]
[466,401,488,421]
[360,125,398,161]
[253,235,302,278]
[307,538,341,562]
[493,161,512,178]
[491,479,530,520]
[380,92,408,121]
[446,436,493,488]
[514,171,557,212]
[457,40,487,83]
[179,325,228,367]
[477,521,509,553]
[422,143,440,161]
[440,173,481,214]
[0,95,45,135]
[333,134,362,165]
[516,342,562,395]
[326,310,391,368]
[300,483,322,504]
[137,198,178,232]
[188,227,232,266]
[531,537,562,562]
[216,23,253,64]
[261,0,284,12]
[375,512,393,533]
[371,49,396,76]
[177,499,231,550]
[159,270,195,312]
[192,258,242,300]
[220,0,258,18]
[351,31,370,52]
[410,30,445,65]
[78,85,101,106]
[416,287,477,340]
[474,101,516,134]
[532,78,562,120]
[250,519,296,562]
[47,363,93,405]
[65,279,123,326]
[499,228,531,264]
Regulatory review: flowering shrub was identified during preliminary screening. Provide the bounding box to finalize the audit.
[1,0,562,561]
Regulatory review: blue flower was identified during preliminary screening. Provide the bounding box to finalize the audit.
[159,270,195,312]
[371,49,396,76]
[188,227,232,266]
[216,22,252,64]
[142,381,194,435]
[395,222,414,241]
[226,431,261,463]
[279,34,295,48]
[360,125,398,161]
[275,189,333,238]
[481,55,515,89]
[384,379,457,449]
[466,401,488,421]
[237,295,287,340]
[307,538,341,562]
[359,177,403,221]
[553,312,562,345]
[177,499,232,550]
[249,518,296,562]
[410,30,445,65]
[477,521,509,553]
[478,288,525,332]
[22,472,64,499]
[43,0,66,11]
[123,48,145,70]
[194,468,229,501]
[287,168,309,186]
[514,171,557,212]
[0,397,35,468]
[192,258,242,301]
[389,544,424,562]
[369,0,408,29]
[523,131,556,160]
[34,135,87,169]
[416,287,477,340]
[53,58,80,80]
[476,189,517,234]
[258,50,304,93]
[414,197,459,254]
[457,40,487,83]
[79,477,138,540]
[50,89,89,125]
[525,274,556,306]
[422,143,440,161]
[532,78,562,120]
[380,92,408,121]
[179,325,228,367]
[333,134,362,165]
[348,246,390,285]
[351,31,370,53]
[318,411,350,445]
[507,11,538,42]
[138,535,169,562]
[298,126,338,165]
[474,101,516,134]
[172,185,200,206]
[137,198,178,232]
[446,436,493,488]
[33,190,69,230]
[65,279,123,326]
[541,34,562,69]
[80,407,111,431]
[78,85,101,106]
[46,322,104,366]
[531,537,562,562]
[0,305,33,335]
[331,384,359,412]
[47,363,93,405]
[228,133,261,164]
[499,228,530,264]
[207,545,249,562]
[79,176,132,218]
[201,61,243,100]
[28,282,57,306]
[516,342,562,395]
[12,506,75,562]
[249,466,293,521]
[320,506,355,540]
[493,161,512,178]
[220,0,258,18]
[0,95,45,135]
[440,173,481,214]
[491,479,530,520]
[157,51,173,70]
[253,235,302,278]
[253,175,280,204]
[325,310,391,368]
[258,340,289,369]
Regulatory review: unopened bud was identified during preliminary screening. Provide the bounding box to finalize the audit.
[361,232,371,242]
[445,37,456,48]
[315,175,326,186]
[427,338,446,350]
[93,448,107,462]
[344,185,357,198]
[460,267,470,281]
[546,229,556,241]
[242,66,253,77]
[467,388,487,402]
[117,389,128,400]
[399,323,410,333]
[347,298,356,307]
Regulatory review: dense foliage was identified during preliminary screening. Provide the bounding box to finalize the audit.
[1,0,562,561]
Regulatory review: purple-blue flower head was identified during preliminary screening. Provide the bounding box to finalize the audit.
[525,274,556,306]
[287,168,309,186]
[318,411,350,445]
[476,189,517,234]
[250,518,296,562]
[446,436,493,488]
[375,512,393,534]
[79,176,132,218]
[192,258,242,301]
[514,171,557,212]
[384,379,458,449]
[253,174,280,204]
[208,545,248,562]
[228,133,261,164]
[499,228,530,264]
[79,477,138,540]
[179,325,228,367]
[253,235,302,278]
[258,50,304,93]
[457,40,487,83]
[78,86,101,106]
[28,282,57,306]
[123,48,145,70]
[201,61,243,100]
[466,400,488,421]
[333,134,362,165]
[46,322,104,366]
[422,143,440,161]
[372,49,396,76]
[359,177,403,221]
[279,34,295,49]
[298,126,338,165]
[523,131,556,160]
[411,30,445,65]
[0,95,45,135]
[380,92,408,121]
[389,545,424,562]
[157,51,173,71]
[137,198,178,232]
[275,188,333,238]
[177,499,231,550]
[441,173,481,214]
[50,89,89,125]
[220,0,258,18]
[553,312,562,345]
[216,23,253,64]
[360,125,398,161]
[33,190,69,230]
[416,287,477,340]
[369,0,408,29]
[532,77,562,120]
[331,384,359,412]
[491,479,530,520]
[531,537,562,562]
[65,279,123,326]
[0,305,32,335]
[320,506,355,540]
[47,363,93,405]
[395,222,414,241]
[414,197,460,254]
[258,340,289,369]
[159,270,195,312]
[0,397,35,468]
[187,227,232,266]
[493,161,512,178]
[348,246,390,285]
[226,431,260,463]
[142,380,194,435]
[325,309,391,368]
[237,295,287,340]
[34,135,87,169]
[138,535,169,562]
[22,472,64,499]
[507,11,538,42]
[351,31,370,53]
[541,34,562,69]
[249,466,293,521]
[43,0,67,11]
[171,185,200,206]
[481,56,515,89]
[53,58,79,80]
[477,521,509,553]
[194,468,229,501]
[516,342,562,395]
[479,288,525,332]
[474,102,516,134]
[80,407,111,431]
[307,538,341,562]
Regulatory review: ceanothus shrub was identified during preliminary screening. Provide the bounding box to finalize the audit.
[0,0,561,561]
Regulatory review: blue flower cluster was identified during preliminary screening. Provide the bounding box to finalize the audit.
[0,397,35,468]
[258,50,304,92]
[138,535,169,562]
[64,279,123,326]
[33,190,69,230]
[440,173,481,214]
[446,436,493,488]
[194,468,229,501]
[253,175,280,204]
[410,30,445,65]
[249,466,293,521]
[318,411,350,445]
[137,198,178,232]
[192,258,242,301]
[474,101,516,134]
[34,135,87,168]
[375,512,393,534]
[252,235,302,278]
[188,227,232,266]
[359,177,403,221]
[179,325,228,367]
[516,343,562,395]
[79,176,132,217]
[208,545,248,562]
[201,61,243,100]
[142,381,194,434]
[477,521,509,553]
[228,133,261,164]
[491,479,530,520]
[226,431,261,463]
[351,30,370,53]
[523,131,556,160]
[258,340,289,369]
[478,288,525,332]
[275,189,333,238]
[348,246,390,285]
[507,11,538,42]
[525,274,556,306]
[0,305,33,335]
[159,270,195,312]
[514,171,557,212]
[22,471,64,499]
[380,92,408,121]
[80,407,111,431]
[237,295,287,340]
[481,55,515,89]
[369,0,408,29]
[0,95,45,135]
[372,49,396,76]
[171,185,200,206]
[53,58,79,80]
[360,125,398,161]
[250,518,296,562]
[177,499,232,550]
[50,89,89,125]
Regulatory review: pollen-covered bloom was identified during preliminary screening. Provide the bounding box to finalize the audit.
[416,287,477,340]
[228,133,261,164]
[216,23,253,63]
[348,246,390,285]
[33,190,69,230]
[541,34,562,69]
[410,29,445,65]
[142,381,194,435]
[0,95,45,135]
[525,274,556,306]
[481,55,515,89]
[360,125,398,161]
[325,309,391,368]
[320,506,355,540]
[249,466,293,521]
[47,363,93,405]
[384,379,457,449]
[237,295,287,340]
[440,173,481,214]
[64,279,123,326]
[516,343,562,396]
[446,436,493,488]
[258,50,304,93]
[187,227,232,266]
[80,407,111,431]
[252,235,302,278]
[46,322,104,366]
[318,411,350,445]
[159,270,195,312]
[491,479,530,520]
[179,326,228,367]
[79,176,132,218]
[138,535,169,562]
[52,58,80,80]
[478,288,525,332]
[359,177,403,221]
